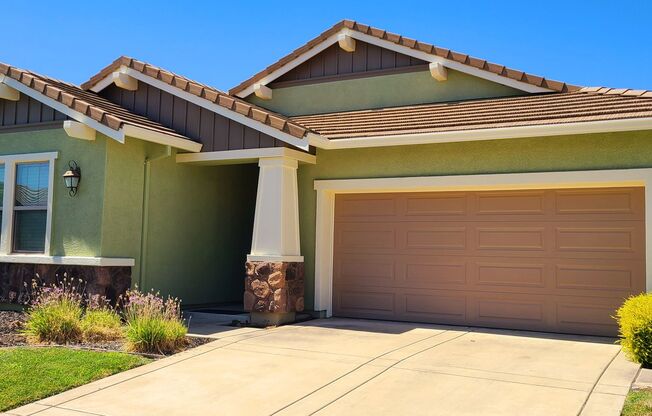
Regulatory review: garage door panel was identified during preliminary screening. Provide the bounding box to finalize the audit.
[404,261,468,286]
[555,188,644,218]
[333,187,645,336]
[475,191,546,215]
[556,226,643,255]
[555,262,645,293]
[403,292,467,324]
[476,227,546,251]
[337,255,644,297]
[475,262,546,288]
[556,300,622,336]
[335,254,396,287]
[405,226,468,250]
[335,289,396,319]
[405,193,468,216]
[336,223,397,250]
[335,196,397,218]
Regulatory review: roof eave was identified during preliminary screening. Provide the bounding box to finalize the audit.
[110,65,312,151]
[307,117,652,150]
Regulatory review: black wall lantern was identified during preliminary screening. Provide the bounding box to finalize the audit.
[63,160,81,196]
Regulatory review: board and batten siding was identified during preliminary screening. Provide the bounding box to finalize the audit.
[99,83,290,152]
[272,41,428,87]
[0,95,67,128]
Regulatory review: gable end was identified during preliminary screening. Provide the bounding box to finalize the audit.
[271,41,427,87]
[0,94,67,129]
[99,82,294,152]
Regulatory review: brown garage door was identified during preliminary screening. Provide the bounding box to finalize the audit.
[333,187,646,336]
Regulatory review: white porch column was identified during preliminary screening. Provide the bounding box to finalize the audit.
[244,150,315,323]
[247,155,303,262]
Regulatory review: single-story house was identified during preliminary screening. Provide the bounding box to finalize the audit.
[1,20,651,335]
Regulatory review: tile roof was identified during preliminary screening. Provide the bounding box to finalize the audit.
[229,20,580,96]
[0,62,191,140]
[81,57,309,139]
[290,89,652,139]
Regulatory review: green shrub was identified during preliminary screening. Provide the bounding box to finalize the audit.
[24,297,83,344]
[81,309,123,342]
[122,289,187,354]
[616,293,652,367]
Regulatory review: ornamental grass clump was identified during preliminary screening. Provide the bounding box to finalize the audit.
[80,295,123,342]
[616,293,652,367]
[23,278,84,344]
[122,288,187,354]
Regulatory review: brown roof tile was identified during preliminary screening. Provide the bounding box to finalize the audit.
[0,62,193,141]
[81,57,310,139]
[290,89,652,139]
[228,20,580,96]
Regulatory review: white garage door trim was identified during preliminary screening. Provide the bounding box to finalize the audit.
[314,168,652,317]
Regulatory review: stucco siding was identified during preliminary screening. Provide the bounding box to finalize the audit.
[246,69,524,116]
[0,126,258,306]
[0,127,107,256]
[142,158,258,305]
[297,130,652,311]
[98,138,259,305]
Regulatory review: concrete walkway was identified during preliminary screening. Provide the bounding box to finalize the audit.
[5,318,639,416]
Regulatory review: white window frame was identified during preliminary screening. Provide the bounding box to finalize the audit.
[0,152,57,256]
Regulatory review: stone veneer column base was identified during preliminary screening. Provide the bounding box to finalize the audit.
[244,261,304,325]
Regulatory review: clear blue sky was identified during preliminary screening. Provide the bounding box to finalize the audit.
[2,0,651,91]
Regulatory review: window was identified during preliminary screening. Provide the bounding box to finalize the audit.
[0,152,56,255]
[13,162,49,252]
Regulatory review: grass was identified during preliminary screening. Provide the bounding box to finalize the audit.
[622,389,652,416]
[0,347,151,412]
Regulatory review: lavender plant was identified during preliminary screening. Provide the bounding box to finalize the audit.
[121,288,187,354]
[80,294,123,342]
[23,277,85,344]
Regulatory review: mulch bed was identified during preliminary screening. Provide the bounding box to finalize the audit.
[0,310,27,347]
[0,310,211,357]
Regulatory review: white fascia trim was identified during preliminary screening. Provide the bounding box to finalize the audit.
[307,118,652,150]
[0,76,125,143]
[122,124,202,152]
[176,147,316,165]
[89,73,115,93]
[313,168,652,316]
[235,32,342,98]
[118,67,310,151]
[0,255,135,267]
[342,28,552,93]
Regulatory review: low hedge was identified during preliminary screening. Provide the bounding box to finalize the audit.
[616,293,652,367]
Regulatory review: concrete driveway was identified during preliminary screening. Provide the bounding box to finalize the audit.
[6,318,639,416]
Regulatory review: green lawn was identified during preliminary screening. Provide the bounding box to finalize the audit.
[622,389,652,416]
[0,347,151,412]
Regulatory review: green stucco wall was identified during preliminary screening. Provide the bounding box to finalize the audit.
[141,157,258,306]
[0,127,108,256]
[97,137,258,306]
[0,126,258,307]
[297,130,652,311]
[246,69,524,116]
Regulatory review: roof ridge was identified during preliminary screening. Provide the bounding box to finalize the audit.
[80,57,312,139]
[579,86,652,98]
[228,19,582,96]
